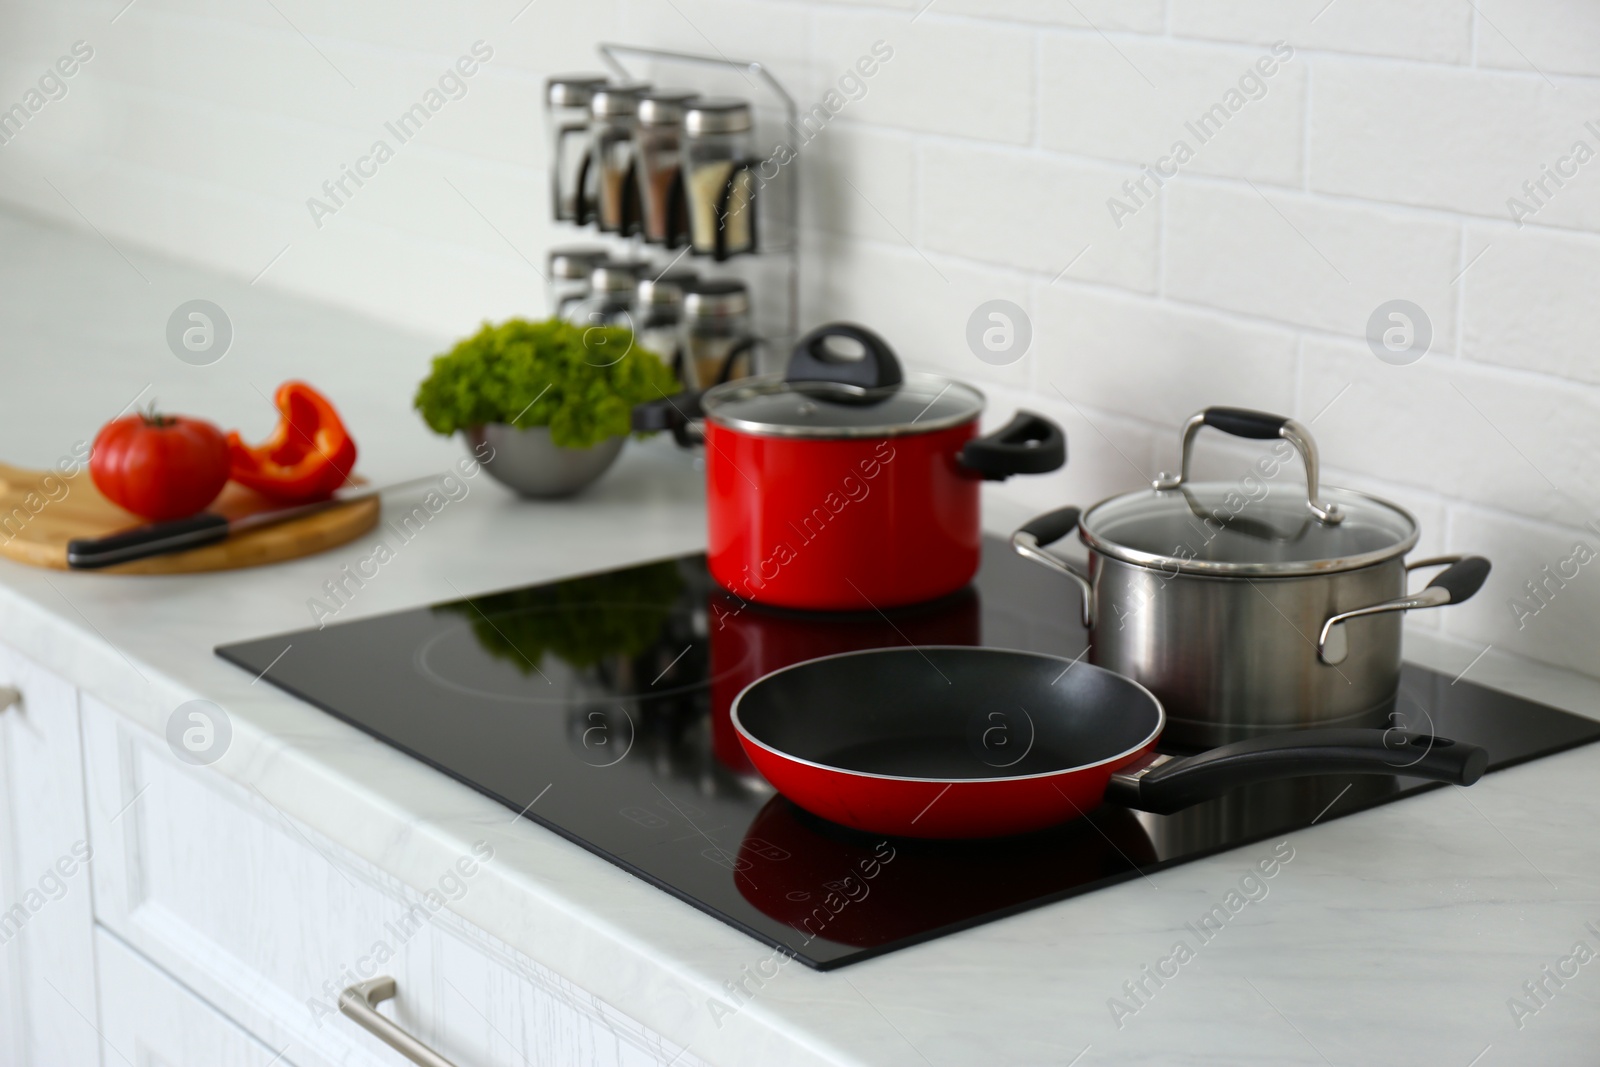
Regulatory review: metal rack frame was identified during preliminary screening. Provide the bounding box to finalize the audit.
[596,42,800,342]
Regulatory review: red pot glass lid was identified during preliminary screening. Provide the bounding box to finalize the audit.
[701,371,984,439]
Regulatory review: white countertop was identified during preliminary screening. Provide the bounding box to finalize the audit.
[4,209,1600,1067]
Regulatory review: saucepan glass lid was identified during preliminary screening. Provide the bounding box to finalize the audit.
[1080,483,1419,576]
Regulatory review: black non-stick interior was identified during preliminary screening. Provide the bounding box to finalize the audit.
[734,647,1162,779]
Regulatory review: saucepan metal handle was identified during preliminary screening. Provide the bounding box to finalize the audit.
[339,977,460,1067]
[1317,555,1492,665]
[1011,506,1093,627]
[1154,406,1343,525]
[1107,728,1488,815]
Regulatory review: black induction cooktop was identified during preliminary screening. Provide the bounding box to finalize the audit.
[217,538,1600,970]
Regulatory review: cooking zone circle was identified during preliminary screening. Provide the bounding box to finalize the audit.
[415,603,752,704]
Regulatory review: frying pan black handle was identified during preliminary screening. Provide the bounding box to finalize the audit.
[1115,729,1488,816]
[1203,407,1289,440]
[785,323,904,390]
[958,411,1066,480]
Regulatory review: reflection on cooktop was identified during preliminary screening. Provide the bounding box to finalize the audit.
[217,538,1600,969]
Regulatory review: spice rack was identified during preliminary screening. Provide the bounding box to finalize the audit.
[584,42,800,347]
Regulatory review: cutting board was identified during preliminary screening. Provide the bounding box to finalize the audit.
[0,462,380,574]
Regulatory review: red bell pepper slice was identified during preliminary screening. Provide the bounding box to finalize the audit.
[227,381,357,502]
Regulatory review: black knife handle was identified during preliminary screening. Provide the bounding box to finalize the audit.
[67,513,230,569]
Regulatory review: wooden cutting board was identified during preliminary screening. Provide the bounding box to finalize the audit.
[0,462,380,574]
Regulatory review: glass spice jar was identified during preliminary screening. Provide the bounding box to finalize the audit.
[589,83,650,235]
[681,278,762,387]
[546,246,609,320]
[635,88,699,248]
[567,261,644,328]
[683,99,757,258]
[635,266,699,379]
[544,74,608,223]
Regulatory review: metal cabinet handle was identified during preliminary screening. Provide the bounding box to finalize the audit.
[0,685,20,712]
[339,978,460,1067]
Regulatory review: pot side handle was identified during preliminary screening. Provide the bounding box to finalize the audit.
[958,411,1066,480]
[1011,506,1093,627]
[632,389,705,447]
[1108,728,1488,816]
[1317,555,1492,665]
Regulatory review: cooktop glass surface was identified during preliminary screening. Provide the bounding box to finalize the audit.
[217,538,1600,969]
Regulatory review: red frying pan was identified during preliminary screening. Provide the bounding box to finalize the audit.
[730,647,1487,839]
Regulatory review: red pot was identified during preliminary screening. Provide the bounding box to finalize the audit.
[640,324,1065,610]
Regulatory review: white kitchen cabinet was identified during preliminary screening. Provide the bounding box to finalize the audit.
[0,644,99,1066]
[98,925,302,1067]
[0,639,706,1067]
[81,693,704,1067]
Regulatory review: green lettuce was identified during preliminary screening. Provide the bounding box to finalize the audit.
[414,317,678,449]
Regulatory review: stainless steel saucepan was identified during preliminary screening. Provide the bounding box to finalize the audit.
[1013,407,1490,734]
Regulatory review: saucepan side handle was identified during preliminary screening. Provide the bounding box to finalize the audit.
[1318,556,1492,665]
[632,389,706,447]
[1011,506,1093,627]
[958,411,1066,480]
[1108,728,1488,816]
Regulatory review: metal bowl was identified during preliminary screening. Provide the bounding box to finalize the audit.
[465,424,625,498]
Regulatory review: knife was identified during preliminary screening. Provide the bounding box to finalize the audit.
[66,474,442,570]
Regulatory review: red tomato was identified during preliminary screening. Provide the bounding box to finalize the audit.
[90,413,231,521]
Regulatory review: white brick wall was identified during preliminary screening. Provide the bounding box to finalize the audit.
[1038,36,1307,186]
[920,143,1160,286]
[1309,60,1600,225]
[1168,1,1474,64]
[1473,0,1600,78]
[2,0,1598,681]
